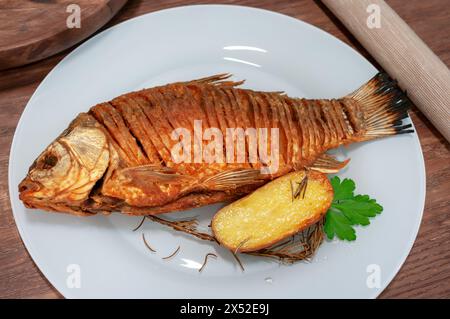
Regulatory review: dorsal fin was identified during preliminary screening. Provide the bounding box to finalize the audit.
[188,73,245,88]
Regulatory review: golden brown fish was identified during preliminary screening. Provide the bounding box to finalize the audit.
[19,73,412,216]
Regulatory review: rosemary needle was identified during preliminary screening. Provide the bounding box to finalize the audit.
[142,233,156,252]
[162,246,180,260]
[234,237,251,254]
[198,253,218,272]
[133,216,146,232]
[230,251,245,272]
[300,175,308,199]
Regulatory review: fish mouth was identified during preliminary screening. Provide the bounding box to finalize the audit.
[18,178,42,208]
[18,177,96,216]
[18,178,39,197]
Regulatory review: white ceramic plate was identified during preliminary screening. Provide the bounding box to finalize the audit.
[9,5,425,298]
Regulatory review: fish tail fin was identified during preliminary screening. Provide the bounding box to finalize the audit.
[346,72,414,140]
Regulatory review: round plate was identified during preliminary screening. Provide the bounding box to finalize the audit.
[9,5,425,298]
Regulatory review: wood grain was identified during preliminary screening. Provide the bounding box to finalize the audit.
[322,0,450,142]
[0,0,127,70]
[0,0,449,299]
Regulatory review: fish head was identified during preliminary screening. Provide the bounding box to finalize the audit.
[19,114,110,213]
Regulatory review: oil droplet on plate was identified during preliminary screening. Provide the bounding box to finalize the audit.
[265,277,273,284]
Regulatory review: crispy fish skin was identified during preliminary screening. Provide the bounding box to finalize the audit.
[19,73,412,216]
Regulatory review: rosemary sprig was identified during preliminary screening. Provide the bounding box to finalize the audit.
[291,174,309,200]
[146,215,215,242]
[146,214,323,263]
[246,219,323,263]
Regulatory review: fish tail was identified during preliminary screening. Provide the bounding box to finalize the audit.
[346,72,414,140]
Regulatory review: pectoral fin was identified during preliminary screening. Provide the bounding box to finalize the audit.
[119,165,193,182]
[309,153,350,173]
[200,168,263,190]
[102,165,193,207]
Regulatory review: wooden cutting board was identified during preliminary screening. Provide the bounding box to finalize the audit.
[0,0,127,70]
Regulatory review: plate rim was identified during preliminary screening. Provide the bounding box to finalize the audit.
[8,4,426,299]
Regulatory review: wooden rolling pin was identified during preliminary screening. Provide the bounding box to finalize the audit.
[322,0,450,141]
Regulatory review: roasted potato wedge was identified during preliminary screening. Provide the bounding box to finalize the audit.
[212,170,333,252]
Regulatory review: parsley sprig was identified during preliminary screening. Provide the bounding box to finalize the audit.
[324,177,383,241]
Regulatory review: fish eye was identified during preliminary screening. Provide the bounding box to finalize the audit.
[37,153,58,170]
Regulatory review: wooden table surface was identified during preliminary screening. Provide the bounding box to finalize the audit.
[0,0,449,299]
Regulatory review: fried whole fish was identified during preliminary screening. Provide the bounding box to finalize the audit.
[19,73,412,216]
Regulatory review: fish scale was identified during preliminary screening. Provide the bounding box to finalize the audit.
[111,97,159,164]
[131,93,172,164]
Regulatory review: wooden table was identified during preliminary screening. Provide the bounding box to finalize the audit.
[0,0,448,299]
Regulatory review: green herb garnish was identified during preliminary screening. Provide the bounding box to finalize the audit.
[324,177,383,241]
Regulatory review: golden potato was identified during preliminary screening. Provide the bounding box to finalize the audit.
[212,170,333,252]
